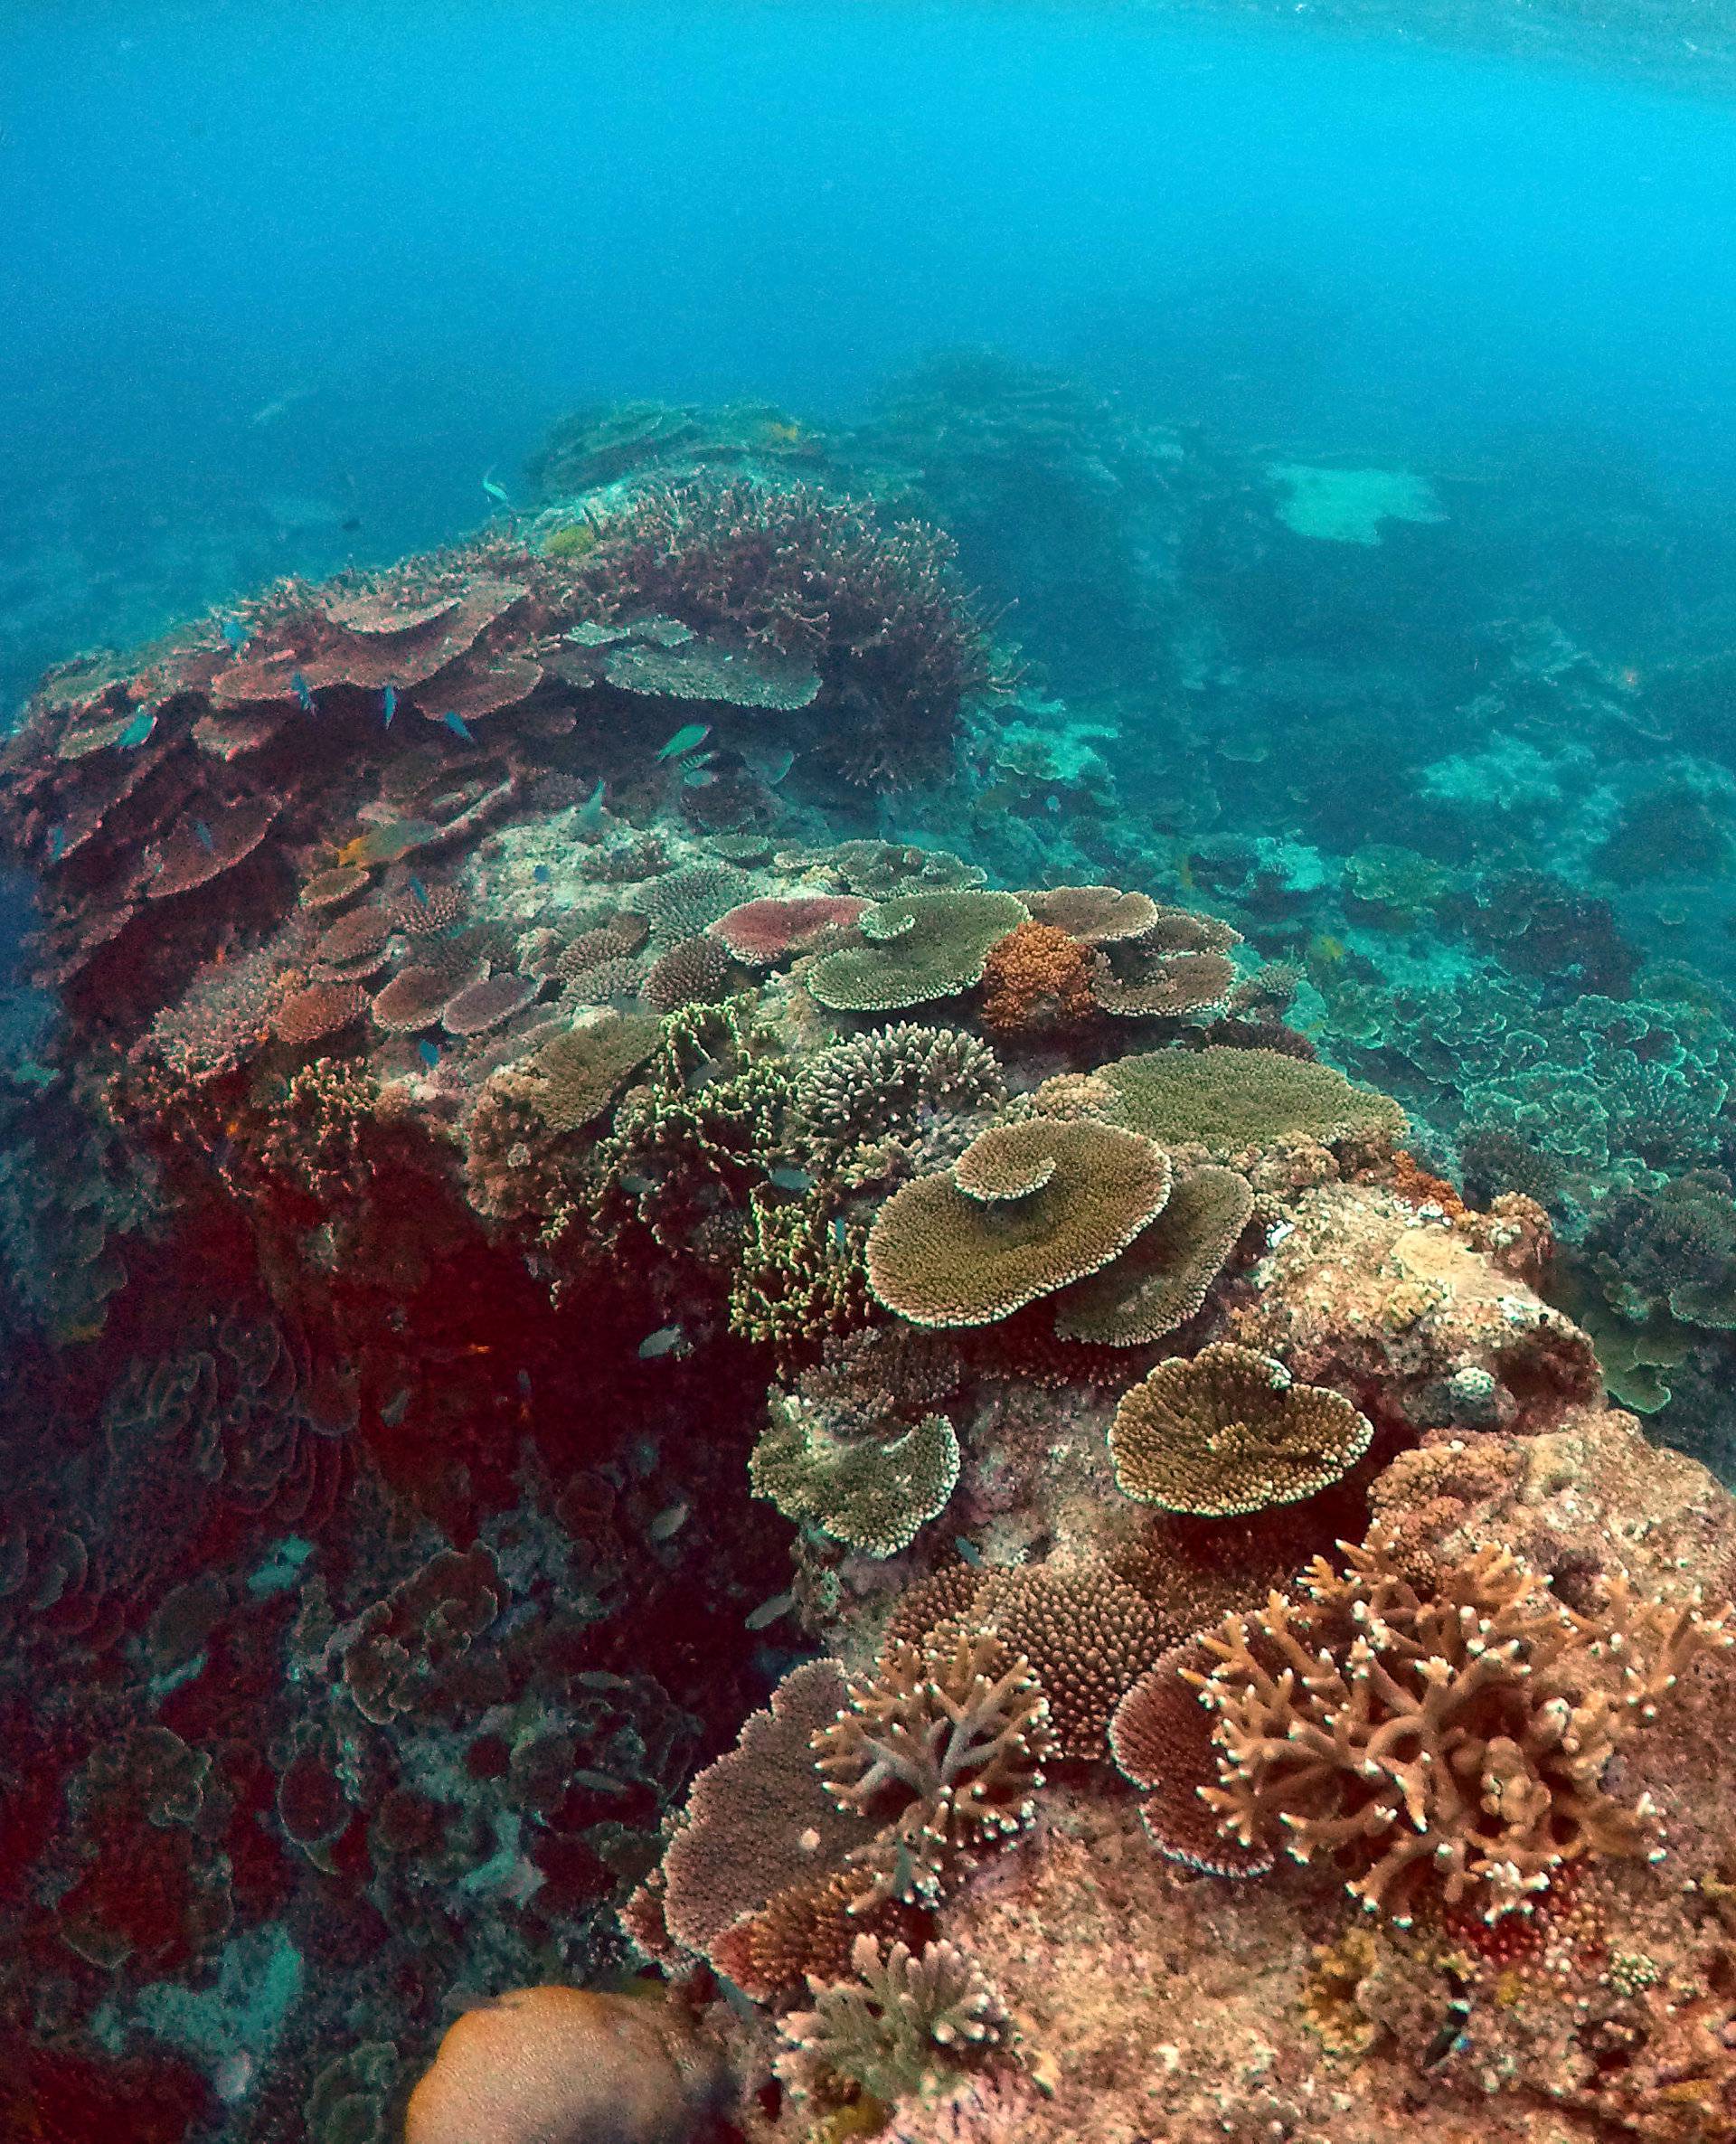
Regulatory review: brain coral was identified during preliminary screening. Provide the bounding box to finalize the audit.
[1108,1341,1373,1516]
[1102,1044,1405,1151]
[1186,1528,1731,1922]
[403,1984,727,2144]
[1052,1164,1253,1346]
[806,890,1027,1013]
[866,1116,1173,1327]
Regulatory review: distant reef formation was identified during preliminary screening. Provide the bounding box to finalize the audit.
[4,392,1736,2144]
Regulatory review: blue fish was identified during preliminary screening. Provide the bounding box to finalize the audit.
[418,1039,440,1068]
[745,1591,795,1631]
[442,709,475,742]
[291,671,315,714]
[481,468,511,507]
[956,1536,984,1569]
[767,1166,815,1193]
[220,616,249,655]
[532,864,552,885]
[407,874,429,906]
[829,1216,850,1252]
[118,709,155,749]
[382,684,397,728]
[193,820,215,854]
[47,826,65,864]
[656,723,711,762]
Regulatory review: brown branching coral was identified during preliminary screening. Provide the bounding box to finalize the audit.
[1108,1342,1373,1516]
[777,1934,1006,2108]
[813,1622,1054,1908]
[794,1023,1006,1169]
[866,1115,1173,1327]
[977,919,1097,1036]
[1186,1528,1731,1924]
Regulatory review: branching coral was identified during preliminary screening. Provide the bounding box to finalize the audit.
[976,919,1097,1036]
[1109,1342,1373,1516]
[867,1115,1173,1328]
[813,1622,1054,1907]
[1186,1529,1731,1922]
[777,1934,1005,2108]
[794,1023,1006,1169]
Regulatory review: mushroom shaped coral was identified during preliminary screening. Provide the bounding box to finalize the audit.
[1108,1342,1372,1516]
[866,1116,1173,1328]
[403,1984,728,2144]
[1018,883,1161,945]
[1100,1044,1405,1153]
[749,1393,960,1557]
[807,890,1027,1014]
[1052,1164,1253,1346]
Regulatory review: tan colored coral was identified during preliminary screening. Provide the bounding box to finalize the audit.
[976,919,1097,1035]
[1190,1527,1731,1924]
[865,1116,1173,1327]
[403,1984,728,2144]
[1108,1341,1372,1516]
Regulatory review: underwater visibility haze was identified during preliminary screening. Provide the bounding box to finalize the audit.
[6,4,1736,2139]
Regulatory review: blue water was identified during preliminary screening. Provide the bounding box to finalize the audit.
[4,2,1735,713]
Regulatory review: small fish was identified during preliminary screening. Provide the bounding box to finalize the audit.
[956,1535,983,1569]
[532,864,552,884]
[745,1591,795,1631]
[442,709,475,742]
[570,1767,628,1797]
[220,616,249,655]
[382,684,397,727]
[656,723,711,762]
[418,1039,441,1069]
[766,1165,815,1193]
[380,1387,411,1427]
[573,776,607,834]
[47,825,65,864]
[516,1368,533,1399]
[648,1500,690,1542]
[574,1668,630,1691]
[291,671,315,714]
[829,1216,850,1252]
[193,820,215,854]
[1044,793,1061,813]
[756,748,795,786]
[681,767,719,789]
[407,874,429,905]
[118,709,155,749]
[481,468,511,507]
[637,1324,685,1360]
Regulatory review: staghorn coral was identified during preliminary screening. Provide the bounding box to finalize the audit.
[976,918,1097,1036]
[776,1934,1005,2108]
[1102,1044,1406,1153]
[1188,1527,1731,1923]
[1052,1162,1253,1346]
[976,1559,1162,1761]
[813,1621,1054,1907]
[865,1115,1172,1327]
[1109,1341,1372,1516]
[807,890,1028,1014]
[749,1393,961,1557]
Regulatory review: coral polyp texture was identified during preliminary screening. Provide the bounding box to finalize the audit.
[9,391,1736,2144]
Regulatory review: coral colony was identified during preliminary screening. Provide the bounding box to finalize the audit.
[5,385,1736,2144]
